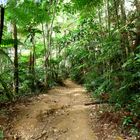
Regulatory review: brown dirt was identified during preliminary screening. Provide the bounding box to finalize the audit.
[0,80,135,140]
[2,80,96,140]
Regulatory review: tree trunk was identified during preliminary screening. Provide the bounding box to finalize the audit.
[107,0,111,36]
[44,0,58,85]
[0,7,4,44]
[29,34,36,93]
[133,0,140,50]
[114,0,120,29]
[120,0,129,56]
[13,23,19,94]
[32,37,36,92]
[42,23,47,84]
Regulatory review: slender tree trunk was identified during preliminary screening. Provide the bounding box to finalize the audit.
[45,24,49,85]
[29,51,32,72]
[13,23,19,94]
[42,23,47,84]
[120,0,129,56]
[0,7,4,44]
[32,36,35,81]
[114,0,120,29]
[44,0,58,85]
[107,0,111,36]
[135,0,140,15]
[31,35,36,92]
[133,0,140,50]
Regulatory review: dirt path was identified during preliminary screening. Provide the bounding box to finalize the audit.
[5,80,96,140]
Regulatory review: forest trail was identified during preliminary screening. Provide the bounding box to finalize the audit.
[5,80,96,140]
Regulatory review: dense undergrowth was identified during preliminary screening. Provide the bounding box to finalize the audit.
[66,24,140,137]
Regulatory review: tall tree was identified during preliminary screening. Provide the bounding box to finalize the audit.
[120,0,129,56]
[13,23,19,94]
[44,0,59,85]
[133,0,140,50]
[0,6,4,44]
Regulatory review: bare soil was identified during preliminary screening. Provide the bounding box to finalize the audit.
[1,80,95,140]
[0,80,134,140]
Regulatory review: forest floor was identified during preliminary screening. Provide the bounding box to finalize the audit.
[0,80,134,140]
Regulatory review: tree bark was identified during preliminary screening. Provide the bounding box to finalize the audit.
[133,0,140,50]
[29,33,36,93]
[44,0,58,85]
[42,23,47,83]
[107,0,111,36]
[0,7,4,44]
[13,23,19,94]
[120,0,129,56]
[114,0,120,29]
[32,35,36,92]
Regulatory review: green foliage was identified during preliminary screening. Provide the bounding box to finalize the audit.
[72,0,102,17]
[0,0,140,136]
[0,130,4,140]
[122,116,133,126]
[59,1,140,134]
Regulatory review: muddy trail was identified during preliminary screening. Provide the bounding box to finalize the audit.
[0,80,134,140]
